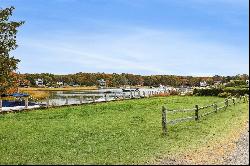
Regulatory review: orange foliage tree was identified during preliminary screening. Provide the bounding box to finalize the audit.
[0,6,24,95]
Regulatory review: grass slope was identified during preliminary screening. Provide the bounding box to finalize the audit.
[0,96,248,164]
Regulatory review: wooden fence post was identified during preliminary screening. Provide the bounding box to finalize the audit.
[225,98,228,108]
[195,105,199,121]
[105,94,108,101]
[46,98,49,107]
[143,91,146,98]
[25,97,29,109]
[130,91,132,99]
[245,95,249,102]
[213,103,217,113]
[93,95,96,102]
[114,93,117,100]
[123,93,126,99]
[80,96,83,104]
[0,99,2,112]
[65,96,69,105]
[138,91,141,98]
[162,106,167,135]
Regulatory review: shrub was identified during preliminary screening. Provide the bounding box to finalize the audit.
[223,87,249,96]
[169,90,179,96]
[193,87,249,96]
[218,92,231,98]
[153,93,170,97]
[193,88,223,96]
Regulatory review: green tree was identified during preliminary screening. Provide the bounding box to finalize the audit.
[0,6,24,95]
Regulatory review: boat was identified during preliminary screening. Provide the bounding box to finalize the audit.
[122,88,139,92]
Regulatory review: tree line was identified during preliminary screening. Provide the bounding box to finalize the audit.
[19,72,249,88]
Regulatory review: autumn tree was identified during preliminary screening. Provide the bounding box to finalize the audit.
[0,6,24,95]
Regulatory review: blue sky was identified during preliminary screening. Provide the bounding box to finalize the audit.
[1,0,249,76]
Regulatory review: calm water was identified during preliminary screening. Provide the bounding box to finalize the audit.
[2,87,193,108]
[37,87,172,106]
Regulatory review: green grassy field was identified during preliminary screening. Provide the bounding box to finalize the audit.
[0,96,248,164]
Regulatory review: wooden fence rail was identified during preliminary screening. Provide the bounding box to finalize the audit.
[162,95,249,135]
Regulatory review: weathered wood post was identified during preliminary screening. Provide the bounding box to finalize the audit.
[80,96,83,104]
[214,103,217,113]
[195,105,199,121]
[105,94,108,101]
[143,91,146,98]
[138,91,141,98]
[46,98,49,107]
[133,90,136,98]
[162,106,167,135]
[130,91,132,99]
[123,93,126,99]
[0,99,2,112]
[114,93,117,100]
[93,95,96,102]
[25,97,29,109]
[225,98,228,108]
[65,96,69,105]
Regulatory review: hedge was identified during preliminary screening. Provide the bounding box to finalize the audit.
[193,87,249,96]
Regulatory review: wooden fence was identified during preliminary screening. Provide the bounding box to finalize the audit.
[161,94,249,135]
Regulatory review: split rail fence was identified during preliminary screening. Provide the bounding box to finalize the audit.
[161,94,249,135]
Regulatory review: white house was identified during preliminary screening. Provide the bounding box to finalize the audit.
[98,79,106,88]
[200,81,207,87]
[35,79,43,87]
[57,81,64,86]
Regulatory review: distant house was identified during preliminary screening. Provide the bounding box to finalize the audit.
[159,84,165,89]
[200,81,207,87]
[98,79,106,88]
[57,81,64,87]
[214,81,222,86]
[35,79,44,87]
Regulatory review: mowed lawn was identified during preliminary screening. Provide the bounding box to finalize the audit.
[0,96,248,164]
